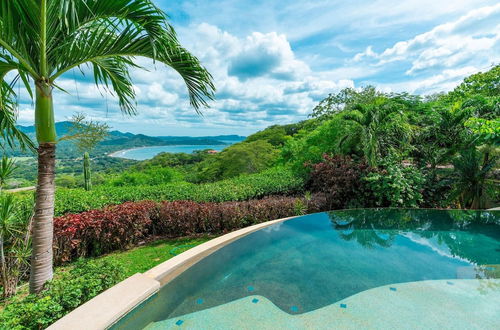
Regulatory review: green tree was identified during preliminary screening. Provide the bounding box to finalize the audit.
[310,86,381,120]
[0,0,214,293]
[64,113,110,190]
[337,96,413,167]
[245,126,289,146]
[449,148,497,209]
[194,141,279,182]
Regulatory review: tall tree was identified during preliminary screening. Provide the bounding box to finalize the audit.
[64,113,110,190]
[0,0,215,293]
[337,96,413,167]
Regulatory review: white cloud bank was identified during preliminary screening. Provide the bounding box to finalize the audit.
[14,3,500,135]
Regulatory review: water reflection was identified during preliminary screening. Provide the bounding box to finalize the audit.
[328,209,500,270]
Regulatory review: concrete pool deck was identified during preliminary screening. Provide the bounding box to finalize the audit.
[148,279,500,330]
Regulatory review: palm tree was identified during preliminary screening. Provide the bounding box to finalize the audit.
[0,0,215,293]
[338,96,412,167]
[449,148,498,209]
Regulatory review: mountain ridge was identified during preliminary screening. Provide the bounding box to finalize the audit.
[12,122,246,158]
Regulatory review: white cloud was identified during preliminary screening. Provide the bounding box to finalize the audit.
[351,4,500,93]
[13,1,500,135]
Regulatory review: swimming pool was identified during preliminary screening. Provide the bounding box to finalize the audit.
[111,209,500,329]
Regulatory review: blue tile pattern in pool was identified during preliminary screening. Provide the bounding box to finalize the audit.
[111,209,500,329]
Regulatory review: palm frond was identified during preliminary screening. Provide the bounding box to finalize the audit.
[0,0,41,78]
[49,0,215,113]
[0,80,35,151]
[91,56,137,115]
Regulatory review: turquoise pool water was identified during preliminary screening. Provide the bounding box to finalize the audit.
[112,209,500,329]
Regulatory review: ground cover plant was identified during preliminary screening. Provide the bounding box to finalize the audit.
[0,236,210,329]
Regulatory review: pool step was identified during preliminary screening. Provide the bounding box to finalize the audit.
[147,279,500,329]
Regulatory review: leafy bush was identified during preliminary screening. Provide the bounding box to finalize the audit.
[306,154,372,209]
[0,194,33,298]
[48,167,303,216]
[363,162,425,208]
[54,201,157,263]
[420,169,453,208]
[108,166,183,186]
[154,197,304,237]
[0,259,124,329]
[52,195,325,264]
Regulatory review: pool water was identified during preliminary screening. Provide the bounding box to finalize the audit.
[112,209,500,329]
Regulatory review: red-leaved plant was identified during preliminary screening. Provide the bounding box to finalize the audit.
[53,196,329,264]
[306,154,373,210]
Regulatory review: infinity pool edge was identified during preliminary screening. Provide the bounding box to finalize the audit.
[48,215,299,330]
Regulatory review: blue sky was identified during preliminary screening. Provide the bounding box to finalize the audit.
[16,0,500,136]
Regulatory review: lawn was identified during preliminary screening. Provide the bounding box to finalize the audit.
[99,236,214,277]
[0,236,213,310]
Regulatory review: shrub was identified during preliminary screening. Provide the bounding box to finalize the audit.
[306,154,372,209]
[52,195,323,264]
[49,167,303,216]
[154,196,304,237]
[363,162,425,208]
[0,195,33,298]
[53,201,157,263]
[0,259,125,329]
[109,167,183,186]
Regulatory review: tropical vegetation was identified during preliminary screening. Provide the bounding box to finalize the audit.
[0,1,498,326]
[0,0,215,294]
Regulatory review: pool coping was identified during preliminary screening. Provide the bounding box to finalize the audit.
[48,215,297,330]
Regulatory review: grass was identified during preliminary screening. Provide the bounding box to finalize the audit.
[98,236,214,277]
[1,235,213,309]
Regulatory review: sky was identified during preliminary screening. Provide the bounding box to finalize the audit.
[15,0,500,136]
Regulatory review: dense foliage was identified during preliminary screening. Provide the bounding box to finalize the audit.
[0,194,33,298]
[52,195,325,264]
[47,167,304,216]
[190,140,280,182]
[0,259,124,329]
[281,65,499,209]
[306,154,372,209]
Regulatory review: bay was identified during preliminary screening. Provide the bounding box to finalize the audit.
[109,144,229,161]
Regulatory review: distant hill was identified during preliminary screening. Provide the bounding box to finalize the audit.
[11,122,246,159]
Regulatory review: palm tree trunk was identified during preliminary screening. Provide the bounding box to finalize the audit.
[29,142,56,293]
[29,82,57,294]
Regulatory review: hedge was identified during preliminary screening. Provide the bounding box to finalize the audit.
[53,195,327,264]
[52,167,304,216]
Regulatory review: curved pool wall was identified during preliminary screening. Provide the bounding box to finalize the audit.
[49,216,297,330]
[51,209,500,329]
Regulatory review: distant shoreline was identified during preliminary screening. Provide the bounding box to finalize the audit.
[108,146,151,158]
